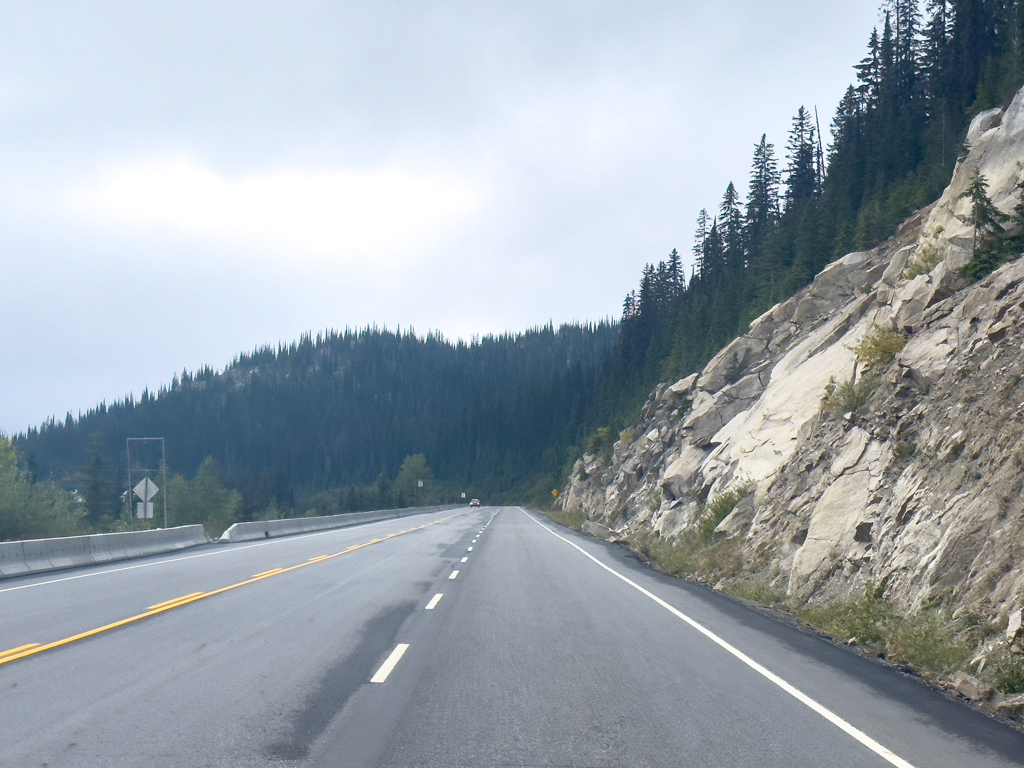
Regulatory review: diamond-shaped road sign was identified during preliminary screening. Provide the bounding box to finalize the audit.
[134,477,159,502]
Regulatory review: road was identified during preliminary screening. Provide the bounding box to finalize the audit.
[1,506,1022,767]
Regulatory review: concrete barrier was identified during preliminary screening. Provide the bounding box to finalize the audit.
[0,525,210,579]
[218,505,460,543]
[0,541,29,578]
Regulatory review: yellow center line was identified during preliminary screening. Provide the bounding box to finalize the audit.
[146,592,205,611]
[0,643,39,659]
[252,568,284,579]
[0,512,465,667]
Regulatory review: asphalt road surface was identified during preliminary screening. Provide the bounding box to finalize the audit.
[1,506,1022,767]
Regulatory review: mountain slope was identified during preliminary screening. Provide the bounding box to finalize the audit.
[17,322,617,517]
[559,93,1024,695]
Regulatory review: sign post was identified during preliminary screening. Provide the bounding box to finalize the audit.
[134,477,159,519]
[126,438,167,528]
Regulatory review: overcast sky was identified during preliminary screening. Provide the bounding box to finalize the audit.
[1,0,884,435]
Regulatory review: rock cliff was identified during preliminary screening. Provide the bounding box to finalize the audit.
[559,89,1024,677]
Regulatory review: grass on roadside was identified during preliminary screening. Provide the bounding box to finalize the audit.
[798,587,984,679]
[542,507,589,532]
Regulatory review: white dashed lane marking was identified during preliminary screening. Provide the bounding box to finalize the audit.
[425,593,443,610]
[370,644,410,683]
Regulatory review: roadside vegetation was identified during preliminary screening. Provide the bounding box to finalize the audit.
[0,437,84,541]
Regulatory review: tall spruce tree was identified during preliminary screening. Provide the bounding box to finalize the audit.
[745,135,781,252]
[961,166,1007,253]
[785,107,819,210]
[718,182,745,271]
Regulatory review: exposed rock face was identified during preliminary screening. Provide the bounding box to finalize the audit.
[560,88,1024,656]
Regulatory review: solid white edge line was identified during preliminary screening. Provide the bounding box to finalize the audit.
[449,570,459,580]
[520,509,917,768]
[370,643,410,683]
[425,593,443,610]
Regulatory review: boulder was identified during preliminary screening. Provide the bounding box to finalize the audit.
[581,521,612,540]
[696,337,767,394]
[713,494,755,541]
[949,672,995,702]
[662,444,710,501]
[997,693,1024,718]
[1007,608,1023,643]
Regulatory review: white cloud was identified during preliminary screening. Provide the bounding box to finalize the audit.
[63,157,481,262]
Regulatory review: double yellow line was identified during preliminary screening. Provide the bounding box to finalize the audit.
[0,513,462,667]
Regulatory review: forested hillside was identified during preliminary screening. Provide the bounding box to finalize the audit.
[587,0,1024,445]
[8,0,1024,542]
[12,323,616,531]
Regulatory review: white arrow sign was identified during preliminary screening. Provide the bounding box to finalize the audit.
[134,477,159,502]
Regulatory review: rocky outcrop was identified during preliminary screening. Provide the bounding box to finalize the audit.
[560,88,1024,670]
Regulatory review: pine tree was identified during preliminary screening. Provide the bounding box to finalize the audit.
[666,249,684,296]
[692,208,709,270]
[785,107,818,210]
[961,166,1008,253]
[856,28,883,105]
[701,220,726,283]
[718,182,745,269]
[745,135,781,254]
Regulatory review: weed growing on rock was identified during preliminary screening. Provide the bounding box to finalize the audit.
[886,610,974,675]
[821,373,880,416]
[801,587,978,679]
[854,326,907,368]
[894,440,917,461]
[801,588,891,647]
[698,487,752,544]
[990,656,1024,694]
[726,579,786,607]
[905,242,942,279]
[586,427,614,462]
[544,507,589,531]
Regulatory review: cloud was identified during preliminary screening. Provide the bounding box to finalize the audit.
[63,157,481,263]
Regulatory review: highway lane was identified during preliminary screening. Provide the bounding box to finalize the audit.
[0,507,480,767]
[2,506,1023,766]
[0,507,464,656]
[307,508,1024,768]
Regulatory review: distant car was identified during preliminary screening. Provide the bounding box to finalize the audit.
[469,499,480,507]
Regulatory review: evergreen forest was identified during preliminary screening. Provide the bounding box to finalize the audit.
[588,0,1024,443]
[6,0,1024,541]
[8,324,617,538]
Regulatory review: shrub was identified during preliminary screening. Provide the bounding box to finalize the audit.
[991,657,1024,694]
[894,441,917,461]
[801,589,892,648]
[905,244,942,279]
[801,588,979,679]
[698,486,752,544]
[585,427,614,462]
[544,507,589,532]
[854,326,906,368]
[821,373,880,416]
[886,610,973,674]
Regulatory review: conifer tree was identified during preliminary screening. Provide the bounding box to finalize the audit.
[785,107,818,210]
[856,28,883,104]
[701,220,726,283]
[692,208,709,270]
[745,135,781,255]
[718,182,745,269]
[666,248,684,296]
[961,166,1007,253]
